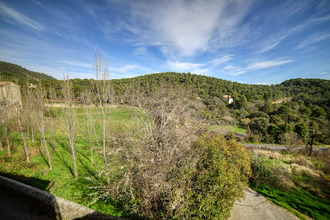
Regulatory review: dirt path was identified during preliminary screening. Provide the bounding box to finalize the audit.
[229,188,299,220]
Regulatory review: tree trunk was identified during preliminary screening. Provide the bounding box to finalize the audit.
[71,141,78,178]
[6,135,10,156]
[31,127,35,142]
[102,106,110,187]
[42,132,52,169]
[17,107,30,163]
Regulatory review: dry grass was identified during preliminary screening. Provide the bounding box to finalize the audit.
[290,163,322,178]
[251,149,327,193]
[284,155,314,168]
[251,149,281,160]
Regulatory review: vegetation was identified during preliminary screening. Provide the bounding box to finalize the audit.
[0,60,329,219]
[0,61,55,83]
[250,149,330,219]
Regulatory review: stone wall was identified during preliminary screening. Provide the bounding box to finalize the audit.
[0,82,22,123]
[0,175,126,220]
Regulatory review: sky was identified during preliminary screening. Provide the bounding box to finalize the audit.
[0,0,329,84]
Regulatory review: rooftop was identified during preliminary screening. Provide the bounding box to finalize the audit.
[0,82,13,86]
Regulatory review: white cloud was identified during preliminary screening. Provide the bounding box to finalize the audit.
[0,2,44,31]
[248,59,293,70]
[210,55,233,67]
[256,35,287,53]
[121,0,254,58]
[223,65,246,77]
[296,32,330,49]
[320,71,328,75]
[167,61,208,74]
[113,64,143,73]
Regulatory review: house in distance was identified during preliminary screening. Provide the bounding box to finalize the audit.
[223,95,234,104]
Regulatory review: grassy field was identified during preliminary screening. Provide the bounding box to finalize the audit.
[1,106,329,219]
[250,149,330,220]
[208,124,246,134]
[0,106,135,217]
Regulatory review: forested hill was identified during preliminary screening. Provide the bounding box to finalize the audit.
[112,72,288,101]
[1,61,329,109]
[0,61,55,84]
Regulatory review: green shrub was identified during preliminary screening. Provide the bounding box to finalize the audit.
[172,134,251,219]
[250,156,279,187]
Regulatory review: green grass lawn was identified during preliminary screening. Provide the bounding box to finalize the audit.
[250,151,330,220]
[208,125,246,134]
[0,106,134,217]
[252,184,330,220]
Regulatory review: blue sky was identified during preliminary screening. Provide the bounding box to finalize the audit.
[0,0,329,84]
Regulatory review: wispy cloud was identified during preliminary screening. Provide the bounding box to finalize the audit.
[57,60,91,69]
[296,32,330,49]
[210,55,233,67]
[0,2,44,31]
[248,59,293,70]
[223,65,246,77]
[320,71,328,75]
[256,35,287,54]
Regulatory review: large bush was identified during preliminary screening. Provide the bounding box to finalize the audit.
[177,134,251,219]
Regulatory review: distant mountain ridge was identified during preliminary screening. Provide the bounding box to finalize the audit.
[0,61,56,83]
[1,61,329,107]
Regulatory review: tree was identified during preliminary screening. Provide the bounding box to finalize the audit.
[263,99,273,113]
[277,105,290,115]
[234,94,247,109]
[92,52,112,187]
[81,89,94,164]
[250,117,269,136]
[49,87,57,151]
[311,106,326,118]
[62,76,78,178]
[90,85,205,219]
[15,103,29,162]
[29,82,52,169]
[295,123,308,143]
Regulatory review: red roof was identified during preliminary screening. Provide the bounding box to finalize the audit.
[0,81,12,86]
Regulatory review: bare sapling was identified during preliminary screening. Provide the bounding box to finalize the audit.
[49,87,57,151]
[63,75,78,178]
[30,83,52,169]
[92,52,112,187]
[25,89,36,143]
[81,89,94,164]
[15,102,29,162]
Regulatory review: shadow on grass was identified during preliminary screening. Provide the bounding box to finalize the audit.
[53,139,75,178]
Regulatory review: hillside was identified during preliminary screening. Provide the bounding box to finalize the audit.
[0,61,56,84]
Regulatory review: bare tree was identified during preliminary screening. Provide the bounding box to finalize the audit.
[89,84,203,218]
[62,76,78,178]
[49,87,57,151]
[30,83,52,169]
[92,52,112,187]
[81,89,94,164]
[15,103,30,162]
[25,88,36,143]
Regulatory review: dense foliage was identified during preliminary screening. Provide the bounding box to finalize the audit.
[1,62,329,144]
[0,61,55,83]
